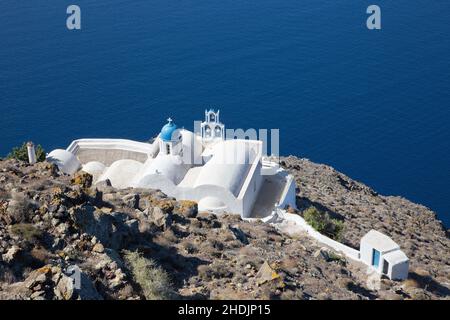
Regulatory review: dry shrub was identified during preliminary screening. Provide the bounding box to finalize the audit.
[180,241,198,254]
[30,246,52,265]
[10,223,43,243]
[123,250,174,300]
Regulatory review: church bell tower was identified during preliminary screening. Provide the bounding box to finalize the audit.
[201,109,225,141]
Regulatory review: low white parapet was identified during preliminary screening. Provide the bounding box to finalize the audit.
[276,209,361,261]
[66,138,156,155]
[271,209,409,280]
[65,138,160,166]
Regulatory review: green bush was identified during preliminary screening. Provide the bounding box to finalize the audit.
[303,207,344,241]
[7,142,46,162]
[123,250,174,300]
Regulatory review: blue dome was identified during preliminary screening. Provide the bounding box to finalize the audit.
[160,118,178,141]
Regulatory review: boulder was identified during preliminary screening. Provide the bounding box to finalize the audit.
[2,245,21,263]
[147,206,172,230]
[70,205,136,250]
[229,225,249,245]
[70,171,93,188]
[54,274,74,300]
[256,261,282,285]
[92,243,105,253]
[177,200,198,218]
[23,265,52,290]
[122,194,139,209]
[313,248,332,262]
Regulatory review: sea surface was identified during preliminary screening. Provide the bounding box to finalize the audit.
[0,1,449,226]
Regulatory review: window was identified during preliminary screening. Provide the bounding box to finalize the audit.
[166,144,170,155]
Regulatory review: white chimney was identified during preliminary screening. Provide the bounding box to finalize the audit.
[27,141,37,164]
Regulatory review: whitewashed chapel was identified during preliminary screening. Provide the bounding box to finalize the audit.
[45,109,408,280]
[46,110,297,219]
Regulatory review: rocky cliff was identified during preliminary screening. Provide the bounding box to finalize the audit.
[0,157,448,300]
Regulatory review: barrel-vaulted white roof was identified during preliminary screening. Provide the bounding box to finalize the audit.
[46,149,81,175]
[194,139,261,197]
[361,229,400,253]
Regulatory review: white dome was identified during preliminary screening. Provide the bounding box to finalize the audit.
[82,161,106,174]
[198,197,226,211]
[82,161,106,181]
[97,159,143,189]
[136,154,188,186]
[46,149,81,175]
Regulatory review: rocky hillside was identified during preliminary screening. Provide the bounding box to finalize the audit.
[281,156,450,298]
[0,158,449,300]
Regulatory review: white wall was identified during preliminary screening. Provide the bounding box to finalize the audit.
[67,139,155,166]
[360,240,374,267]
[239,161,263,218]
[390,261,409,280]
[277,174,297,210]
[279,210,361,261]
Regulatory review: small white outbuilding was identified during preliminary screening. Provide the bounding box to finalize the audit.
[360,229,409,280]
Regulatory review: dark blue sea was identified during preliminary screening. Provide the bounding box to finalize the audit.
[0,1,449,226]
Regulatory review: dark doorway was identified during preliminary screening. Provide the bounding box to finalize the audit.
[382,259,389,275]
